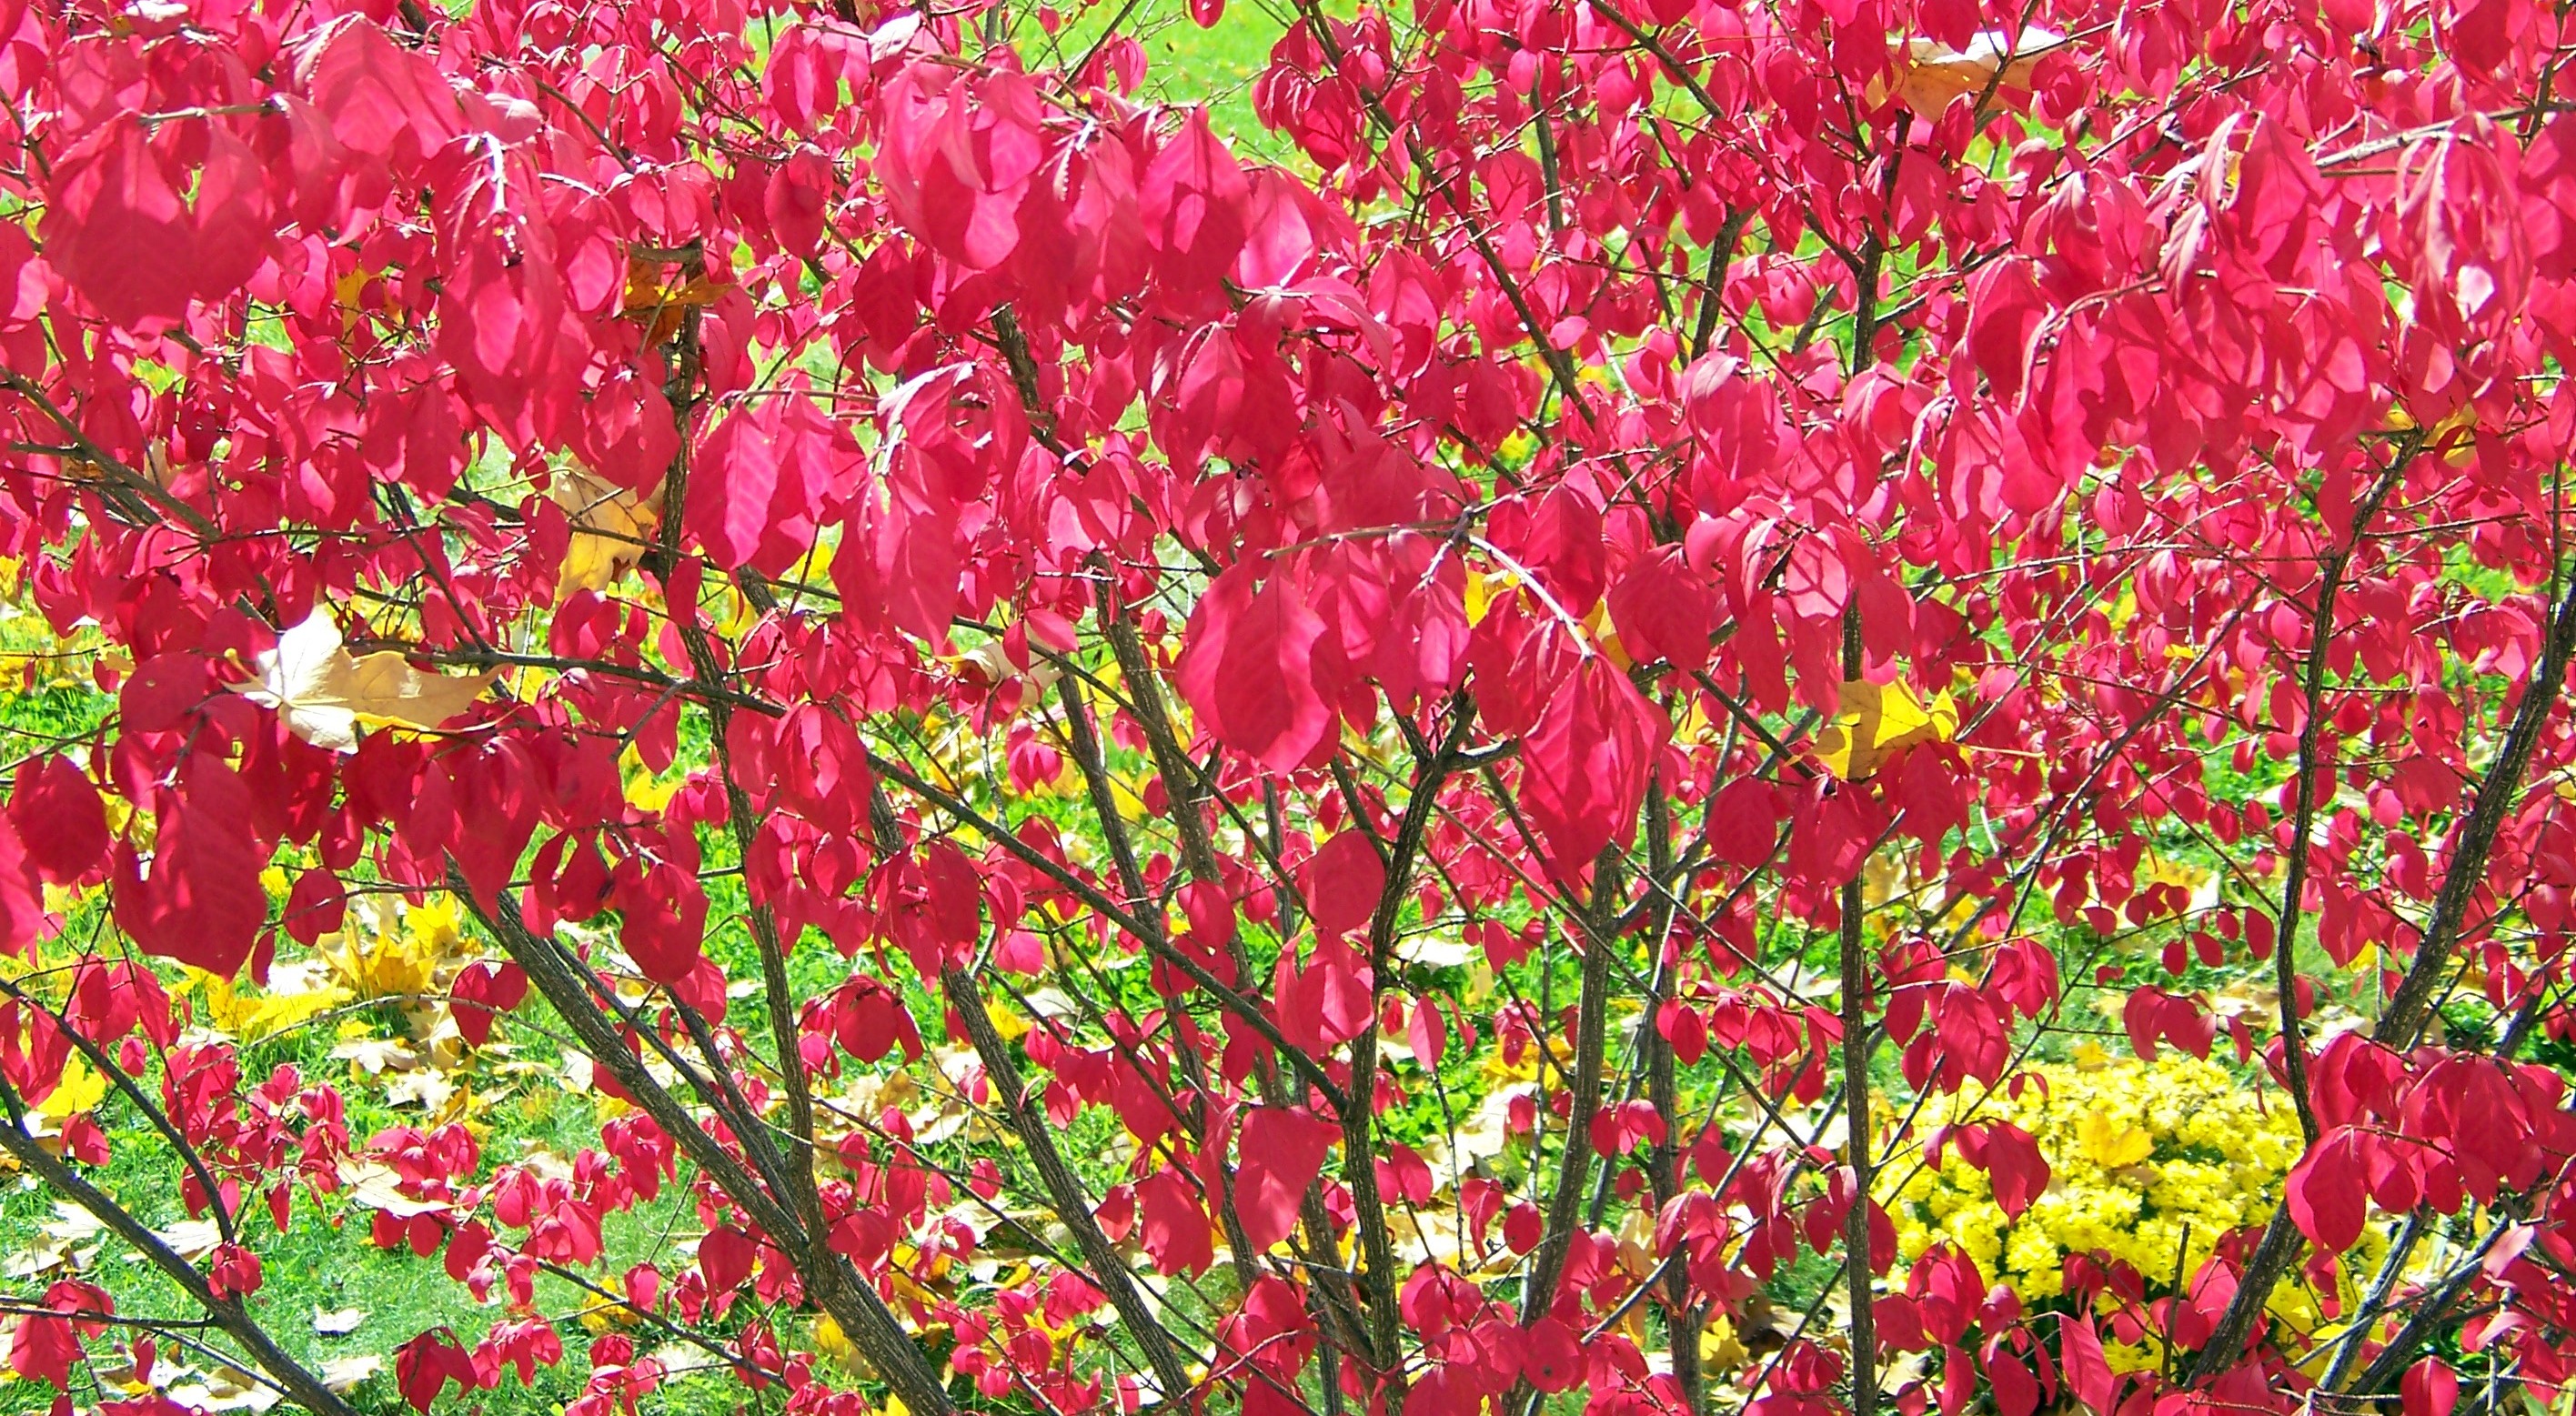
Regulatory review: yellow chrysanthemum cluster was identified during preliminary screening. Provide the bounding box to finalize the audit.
[1887,1051,2394,1371]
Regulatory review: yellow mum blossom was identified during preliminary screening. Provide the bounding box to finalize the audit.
[1886,1055,2395,1371]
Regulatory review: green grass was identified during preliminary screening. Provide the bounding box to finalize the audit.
[1005,0,1323,162]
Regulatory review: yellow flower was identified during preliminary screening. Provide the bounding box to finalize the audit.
[1885,1054,2384,1337]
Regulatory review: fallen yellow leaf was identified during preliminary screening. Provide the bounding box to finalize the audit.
[2078,1110,2155,1168]
[320,897,466,1000]
[186,963,352,1041]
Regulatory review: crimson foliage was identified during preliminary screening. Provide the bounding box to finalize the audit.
[0,0,2574,1414]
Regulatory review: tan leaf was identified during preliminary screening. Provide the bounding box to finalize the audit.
[383,1069,458,1111]
[155,1219,222,1262]
[312,1307,367,1336]
[341,1161,452,1220]
[174,1364,284,1412]
[319,1355,384,1393]
[1891,28,2064,115]
[231,612,491,753]
[328,1036,419,1077]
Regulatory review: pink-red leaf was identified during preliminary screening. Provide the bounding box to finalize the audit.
[1233,1108,1339,1254]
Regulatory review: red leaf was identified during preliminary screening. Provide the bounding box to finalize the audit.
[2059,1314,2116,1414]
[0,818,43,958]
[1176,565,1333,771]
[1966,259,2047,405]
[766,146,835,258]
[114,759,267,978]
[698,1226,756,1292]
[685,394,848,575]
[616,859,709,986]
[450,961,528,1048]
[1706,778,1786,869]
[1234,1107,1340,1254]
[5,1312,76,1390]
[1137,1170,1213,1278]
[1522,1317,1584,1392]
[394,1331,477,1413]
[1302,830,1384,939]
[206,1245,262,1299]
[1607,547,1715,672]
[284,868,347,948]
[190,124,273,302]
[2287,1130,2368,1252]
[2403,1358,2460,1416]
[11,758,106,886]
[1985,1350,2039,1416]
[1977,1121,2049,1220]
[1407,995,1449,1070]
[40,118,195,329]
[1520,657,1666,876]
[1141,110,1249,303]
[295,15,464,164]
[2123,988,2162,1060]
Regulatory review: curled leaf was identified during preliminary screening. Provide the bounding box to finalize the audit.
[232,612,492,753]
[1892,27,2064,115]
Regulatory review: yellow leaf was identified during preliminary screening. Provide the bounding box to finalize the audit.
[334,267,378,334]
[319,898,466,1000]
[622,263,727,316]
[1699,1316,1748,1373]
[987,999,1031,1045]
[231,612,492,753]
[550,467,659,603]
[187,963,353,1041]
[1584,601,1634,671]
[1111,775,1149,821]
[1814,678,1958,779]
[38,1054,107,1119]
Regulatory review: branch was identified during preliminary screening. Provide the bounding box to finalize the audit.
[448,869,956,1416]
[0,1082,361,1416]
[940,967,1198,1400]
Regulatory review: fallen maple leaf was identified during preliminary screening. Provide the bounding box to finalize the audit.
[186,962,352,1041]
[169,1362,283,1413]
[154,1220,222,1262]
[320,896,464,999]
[319,1355,385,1393]
[231,611,492,753]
